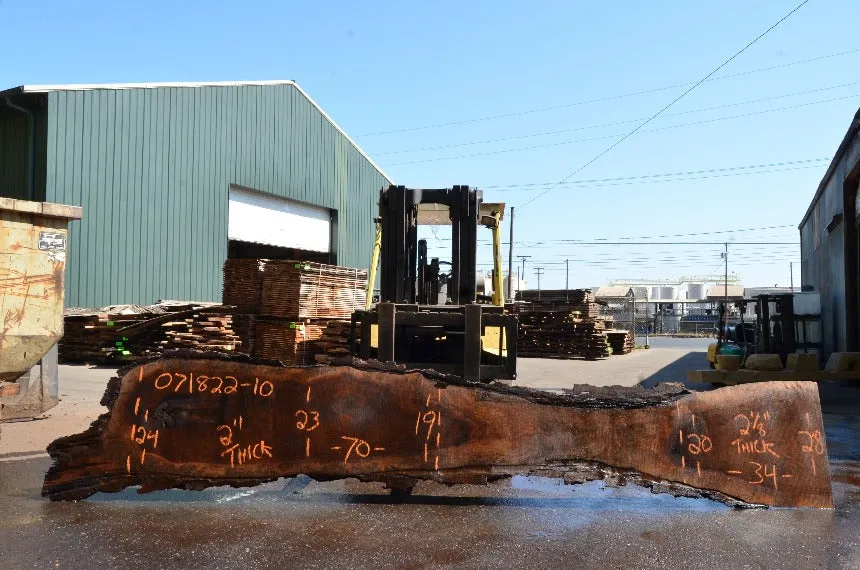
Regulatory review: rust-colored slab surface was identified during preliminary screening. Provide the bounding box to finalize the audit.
[43,356,832,507]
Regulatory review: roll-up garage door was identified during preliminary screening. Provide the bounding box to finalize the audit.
[228,187,332,253]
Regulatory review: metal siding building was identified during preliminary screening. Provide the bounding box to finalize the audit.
[0,82,390,307]
[798,108,860,358]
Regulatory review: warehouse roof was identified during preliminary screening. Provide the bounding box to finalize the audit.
[706,285,745,299]
[0,80,391,183]
[594,286,633,298]
[799,106,860,228]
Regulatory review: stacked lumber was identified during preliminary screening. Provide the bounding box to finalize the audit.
[230,313,256,356]
[516,289,600,318]
[253,319,324,365]
[259,262,368,320]
[222,259,267,313]
[517,311,610,360]
[605,330,635,355]
[59,305,240,364]
[313,320,359,364]
[60,312,153,363]
[158,313,241,352]
[221,259,368,365]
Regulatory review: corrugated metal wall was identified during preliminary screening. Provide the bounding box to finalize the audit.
[44,85,389,307]
[0,94,48,201]
[799,129,860,355]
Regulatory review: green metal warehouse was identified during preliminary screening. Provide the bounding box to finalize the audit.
[0,81,391,308]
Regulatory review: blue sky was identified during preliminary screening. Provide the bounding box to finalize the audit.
[2,0,858,289]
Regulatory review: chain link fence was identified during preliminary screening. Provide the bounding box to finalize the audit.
[598,294,718,340]
[597,294,636,333]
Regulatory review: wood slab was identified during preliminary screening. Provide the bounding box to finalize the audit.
[44,354,832,507]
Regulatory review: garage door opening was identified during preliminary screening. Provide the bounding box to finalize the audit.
[227,185,337,264]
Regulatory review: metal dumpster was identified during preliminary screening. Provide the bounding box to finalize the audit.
[1,197,82,420]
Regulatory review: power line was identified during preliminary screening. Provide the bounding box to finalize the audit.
[358,44,852,137]
[482,158,829,191]
[487,241,797,245]
[373,82,858,156]
[518,0,812,210]
[423,223,799,243]
[384,93,850,167]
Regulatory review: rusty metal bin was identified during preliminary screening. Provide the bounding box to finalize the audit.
[1,197,82,419]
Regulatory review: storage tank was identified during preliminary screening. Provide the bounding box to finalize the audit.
[650,286,660,299]
[687,283,704,301]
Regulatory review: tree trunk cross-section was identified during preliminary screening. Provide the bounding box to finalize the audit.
[43,354,833,507]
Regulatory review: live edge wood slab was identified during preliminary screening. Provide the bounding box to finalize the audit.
[43,353,833,508]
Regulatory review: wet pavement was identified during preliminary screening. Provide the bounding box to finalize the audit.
[2,357,860,569]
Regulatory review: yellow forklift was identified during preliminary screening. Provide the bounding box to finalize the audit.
[350,185,517,381]
[707,294,797,369]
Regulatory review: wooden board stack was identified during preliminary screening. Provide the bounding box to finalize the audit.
[222,259,267,313]
[516,288,601,318]
[59,312,151,363]
[59,305,241,364]
[259,261,368,320]
[222,260,368,365]
[517,311,611,360]
[229,313,256,356]
[253,319,324,365]
[158,313,241,353]
[605,330,635,355]
[313,320,359,364]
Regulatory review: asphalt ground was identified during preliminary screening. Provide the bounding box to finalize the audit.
[2,345,859,569]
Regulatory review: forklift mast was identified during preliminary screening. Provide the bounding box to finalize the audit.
[379,185,480,305]
[352,184,517,382]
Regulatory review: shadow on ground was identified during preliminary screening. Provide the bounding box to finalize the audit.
[636,350,710,389]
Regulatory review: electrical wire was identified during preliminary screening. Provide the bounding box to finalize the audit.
[518,0,812,209]
[384,94,850,166]
[424,223,800,243]
[373,82,858,156]
[357,43,851,137]
[482,158,829,191]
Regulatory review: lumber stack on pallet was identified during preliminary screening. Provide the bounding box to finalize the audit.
[516,289,601,318]
[222,259,368,365]
[222,259,267,313]
[60,312,154,363]
[259,261,368,320]
[517,311,611,360]
[158,313,241,353]
[59,305,241,364]
[605,330,635,355]
[253,319,324,365]
[313,320,359,364]
[229,313,257,356]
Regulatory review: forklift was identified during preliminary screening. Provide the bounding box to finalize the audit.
[350,185,517,381]
[707,294,797,368]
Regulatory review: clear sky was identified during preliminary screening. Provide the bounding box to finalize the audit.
[2,0,858,289]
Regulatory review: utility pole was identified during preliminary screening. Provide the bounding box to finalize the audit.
[790,262,794,292]
[722,242,728,333]
[534,267,544,299]
[565,258,570,301]
[644,289,650,348]
[507,207,515,299]
[517,255,531,291]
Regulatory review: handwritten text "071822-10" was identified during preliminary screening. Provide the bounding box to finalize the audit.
[152,372,274,397]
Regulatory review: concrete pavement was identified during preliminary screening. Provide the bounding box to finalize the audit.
[1,347,859,569]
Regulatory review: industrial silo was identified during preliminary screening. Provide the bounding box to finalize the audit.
[687,283,704,300]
